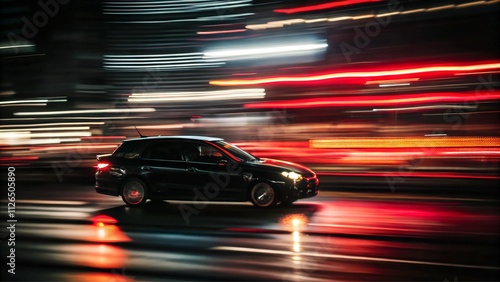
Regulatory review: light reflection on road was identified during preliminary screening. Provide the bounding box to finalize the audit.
[7,188,500,281]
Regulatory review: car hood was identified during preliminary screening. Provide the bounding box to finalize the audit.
[250,158,316,177]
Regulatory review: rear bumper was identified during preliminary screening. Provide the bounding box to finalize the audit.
[95,186,119,196]
[95,171,120,196]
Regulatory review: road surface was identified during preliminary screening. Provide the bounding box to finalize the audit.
[1,177,499,281]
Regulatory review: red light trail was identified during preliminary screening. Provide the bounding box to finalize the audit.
[244,90,500,109]
[274,0,382,14]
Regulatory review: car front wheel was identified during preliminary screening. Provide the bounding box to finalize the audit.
[121,178,148,207]
[250,182,277,208]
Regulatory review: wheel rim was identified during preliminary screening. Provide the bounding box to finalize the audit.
[123,180,145,205]
[252,183,275,207]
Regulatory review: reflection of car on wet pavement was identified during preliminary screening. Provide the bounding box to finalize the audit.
[95,136,319,207]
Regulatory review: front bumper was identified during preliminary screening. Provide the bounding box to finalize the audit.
[282,176,319,201]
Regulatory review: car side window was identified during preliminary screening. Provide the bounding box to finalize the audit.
[182,142,224,164]
[142,141,182,161]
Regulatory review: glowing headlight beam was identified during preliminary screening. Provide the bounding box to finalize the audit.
[282,171,303,181]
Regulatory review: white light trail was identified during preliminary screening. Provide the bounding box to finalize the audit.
[103,0,251,15]
[0,99,66,105]
[211,246,500,270]
[104,53,224,70]
[129,89,265,103]
[14,108,155,116]
[0,122,105,129]
[0,126,90,132]
[203,43,328,60]
[0,44,34,50]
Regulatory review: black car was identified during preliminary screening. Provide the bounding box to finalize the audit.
[95,136,319,207]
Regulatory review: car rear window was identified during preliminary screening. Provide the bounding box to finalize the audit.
[113,140,142,159]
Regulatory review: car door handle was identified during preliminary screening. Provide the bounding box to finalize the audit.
[186,167,198,172]
[140,166,151,171]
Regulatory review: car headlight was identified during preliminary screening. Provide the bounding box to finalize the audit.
[281,171,303,181]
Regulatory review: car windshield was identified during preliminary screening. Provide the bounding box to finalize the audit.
[213,141,259,162]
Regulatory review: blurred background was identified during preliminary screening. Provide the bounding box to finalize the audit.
[1,2,499,281]
[1,0,499,180]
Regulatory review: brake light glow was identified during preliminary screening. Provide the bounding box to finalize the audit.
[97,163,110,169]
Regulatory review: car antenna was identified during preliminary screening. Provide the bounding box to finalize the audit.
[134,126,146,138]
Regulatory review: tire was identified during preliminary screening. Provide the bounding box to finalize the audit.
[121,178,148,207]
[250,182,277,208]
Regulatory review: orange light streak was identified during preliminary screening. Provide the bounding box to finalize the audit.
[365,78,420,85]
[310,137,500,149]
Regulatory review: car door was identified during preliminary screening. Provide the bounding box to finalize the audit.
[180,141,246,201]
[140,140,193,200]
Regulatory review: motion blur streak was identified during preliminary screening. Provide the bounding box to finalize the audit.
[1,131,91,138]
[210,62,500,85]
[104,53,224,71]
[247,0,499,30]
[274,0,382,14]
[28,144,117,151]
[68,244,127,268]
[128,89,265,103]
[309,137,500,148]
[0,122,105,128]
[1,138,82,146]
[320,171,500,180]
[211,246,500,270]
[103,0,251,15]
[365,78,420,85]
[66,273,134,282]
[14,108,156,116]
[244,91,500,109]
[0,44,35,50]
[0,126,90,132]
[197,29,246,35]
[203,42,328,60]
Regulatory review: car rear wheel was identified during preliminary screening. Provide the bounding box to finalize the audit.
[250,182,277,208]
[121,178,148,207]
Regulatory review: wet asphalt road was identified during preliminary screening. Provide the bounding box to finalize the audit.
[1,178,499,281]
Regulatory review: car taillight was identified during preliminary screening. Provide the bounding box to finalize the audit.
[97,162,110,170]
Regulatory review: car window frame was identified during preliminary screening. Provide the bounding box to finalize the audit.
[181,140,230,165]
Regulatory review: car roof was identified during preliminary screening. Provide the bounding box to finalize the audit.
[124,135,224,143]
